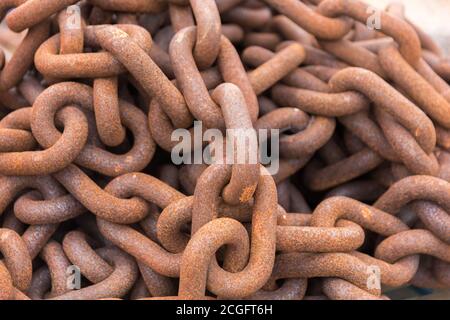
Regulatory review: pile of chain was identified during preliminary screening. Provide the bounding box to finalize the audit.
[0,0,449,300]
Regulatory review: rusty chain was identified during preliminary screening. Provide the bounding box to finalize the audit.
[0,0,449,300]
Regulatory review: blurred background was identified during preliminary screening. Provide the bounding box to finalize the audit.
[363,0,450,54]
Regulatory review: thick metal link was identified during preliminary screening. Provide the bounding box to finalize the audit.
[0,0,448,301]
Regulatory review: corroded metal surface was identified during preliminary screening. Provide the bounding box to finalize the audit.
[0,0,448,300]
